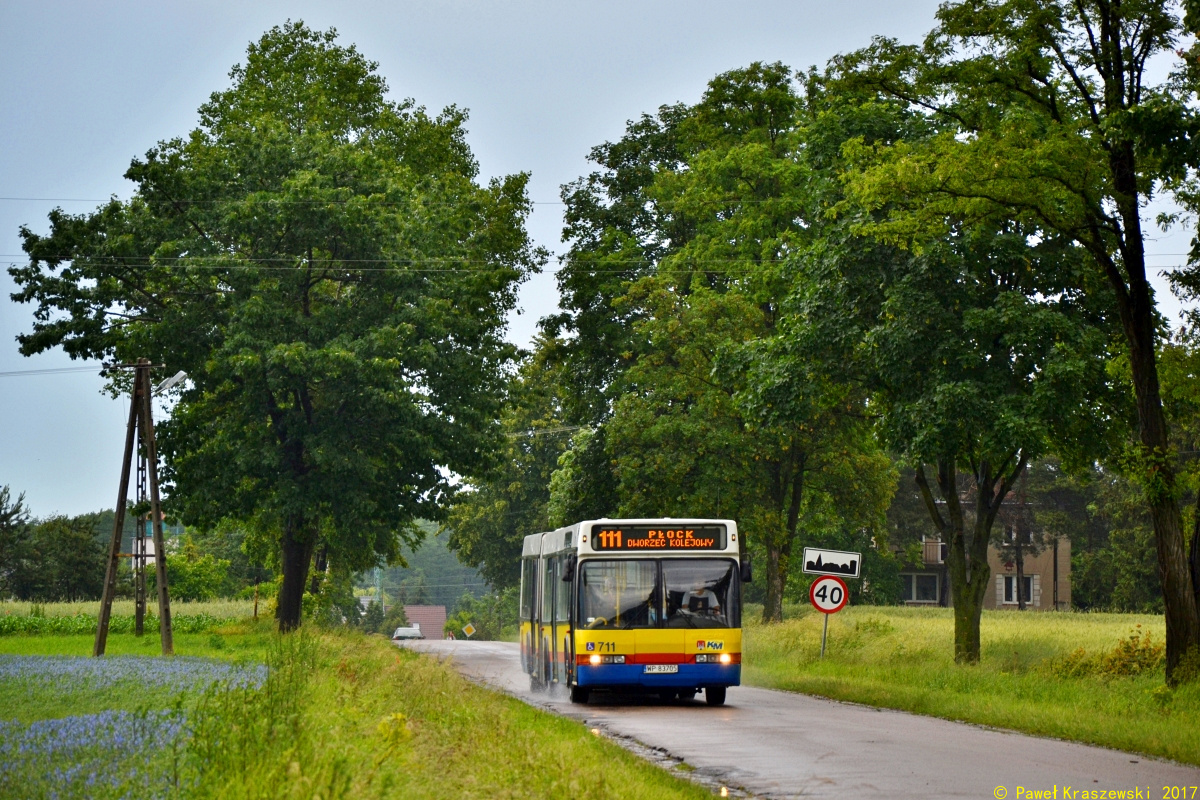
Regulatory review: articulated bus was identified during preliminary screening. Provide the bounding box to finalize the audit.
[520,518,750,706]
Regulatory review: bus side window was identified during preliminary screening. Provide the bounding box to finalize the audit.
[520,558,535,621]
[555,555,571,623]
[541,556,555,624]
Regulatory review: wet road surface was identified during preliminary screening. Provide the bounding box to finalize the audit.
[401,639,1200,799]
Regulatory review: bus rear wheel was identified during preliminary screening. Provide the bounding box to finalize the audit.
[705,686,726,706]
[570,685,590,704]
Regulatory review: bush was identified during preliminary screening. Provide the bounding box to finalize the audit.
[1048,625,1165,678]
[362,601,385,634]
[381,603,408,634]
[445,588,517,640]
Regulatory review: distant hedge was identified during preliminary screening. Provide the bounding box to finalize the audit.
[0,613,222,636]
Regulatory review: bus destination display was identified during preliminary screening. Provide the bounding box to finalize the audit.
[591,525,727,551]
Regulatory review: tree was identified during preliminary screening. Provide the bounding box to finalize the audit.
[148,535,230,601]
[767,64,1117,659]
[548,63,895,621]
[835,0,1200,681]
[546,103,692,425]
[604,276,893,621]
[445,587,517,640]
[445,338,573,589]
[0,487,31,597]
[10,24,541,630]
[803,220,1114,661]
[9,516,107,601]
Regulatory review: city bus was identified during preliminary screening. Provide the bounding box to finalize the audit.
[519,518,750,706]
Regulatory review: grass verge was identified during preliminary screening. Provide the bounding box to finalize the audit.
[1,625,712,799]
[743,605,1200,765]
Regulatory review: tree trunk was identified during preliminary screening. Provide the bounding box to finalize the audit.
[920,456,1022,664]
[760,452,805,625]
[1106,147,1200,684]
[277,516,315,632]
[1015,530,1026,611]
[1191,489,1200,617]
[762,545,785,623]
[1121,271,1200,684]
[310,544,327,595]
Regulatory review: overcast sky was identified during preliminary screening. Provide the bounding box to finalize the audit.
[0,1,1194,517]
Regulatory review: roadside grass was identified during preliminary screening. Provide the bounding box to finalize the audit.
[0,600,256,636]
[742,605,1200,764]
[0,622,274,660]
[181,631,714,799]
[0,599,254,618]
[1,625,713,799]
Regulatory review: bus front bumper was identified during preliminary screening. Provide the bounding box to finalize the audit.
[575,663,740,688]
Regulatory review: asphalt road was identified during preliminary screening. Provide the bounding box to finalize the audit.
[401,639,1200,800]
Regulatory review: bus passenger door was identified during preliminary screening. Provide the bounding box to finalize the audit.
[540,554,554,685]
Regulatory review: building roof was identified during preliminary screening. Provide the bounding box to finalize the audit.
[403,605,447,635]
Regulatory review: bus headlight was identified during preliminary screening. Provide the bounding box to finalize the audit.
[697,653,734,664]
[588,654,626,665]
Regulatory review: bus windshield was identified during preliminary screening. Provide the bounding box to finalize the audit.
[578,558,740,629]
[663,559,739,629]
[580,560,658,629]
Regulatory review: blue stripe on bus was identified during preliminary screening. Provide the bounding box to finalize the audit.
[575,663,740,688]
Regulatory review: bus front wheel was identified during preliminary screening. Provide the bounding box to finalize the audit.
[705,686,726,706]
[570,685,590,704]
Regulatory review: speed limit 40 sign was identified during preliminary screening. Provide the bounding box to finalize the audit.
[809,575,848,614]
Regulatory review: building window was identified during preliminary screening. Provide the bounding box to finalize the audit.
[1003,575,1033,604]
[901,573,939,603]
[921,535,947,564]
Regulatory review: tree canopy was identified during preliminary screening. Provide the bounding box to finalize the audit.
[830,0,1200,680]
[10,23,542,629]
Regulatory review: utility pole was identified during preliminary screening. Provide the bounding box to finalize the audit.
[94,359,174,657]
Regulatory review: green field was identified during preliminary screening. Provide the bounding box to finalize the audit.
[4,601,1198,797]
[0,623,712,799]
[0,599,255,619]
[742,604,1200,764]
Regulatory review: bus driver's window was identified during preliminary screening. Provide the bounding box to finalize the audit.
[583,571,618,628]
[580,561,657,629]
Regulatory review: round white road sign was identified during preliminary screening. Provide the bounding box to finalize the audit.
[809,575,849,614]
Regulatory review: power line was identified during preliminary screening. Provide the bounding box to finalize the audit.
[0,196,569,205]
[0,364,106,378]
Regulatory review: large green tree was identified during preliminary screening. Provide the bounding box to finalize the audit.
[445,338,573,589]
[761,67,1119,659]
[549,64,895,619]
[10,23,541,630]
[834,0,1200,680]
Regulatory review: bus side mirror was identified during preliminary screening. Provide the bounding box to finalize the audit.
[562,553,577,582]
[740,560,752,584]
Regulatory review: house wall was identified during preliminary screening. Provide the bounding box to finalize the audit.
[898,537,1071,610]
[983,537,1071,611]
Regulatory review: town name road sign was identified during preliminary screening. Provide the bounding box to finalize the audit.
[801,547,861,579]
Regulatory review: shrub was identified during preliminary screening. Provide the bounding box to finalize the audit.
[1048,625,1165,678]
